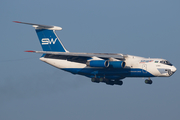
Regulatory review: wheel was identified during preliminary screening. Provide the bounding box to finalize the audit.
[101,78,109,83]
[145,79,149,84]
[106,80,114,85]
[91,78,100,83]
[145,79,153,84]
[99,78,104,82]
[114,80,123,85]
[148,80,153,84]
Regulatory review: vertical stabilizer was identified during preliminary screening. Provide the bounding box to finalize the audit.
[36,29,67,52]
[14,21,68,52]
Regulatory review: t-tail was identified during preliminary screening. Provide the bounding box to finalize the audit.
[13,21,68,52]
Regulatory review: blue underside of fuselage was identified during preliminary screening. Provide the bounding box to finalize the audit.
[61,68,154,80]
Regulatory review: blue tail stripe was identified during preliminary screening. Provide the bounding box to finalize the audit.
[36,29,66,52]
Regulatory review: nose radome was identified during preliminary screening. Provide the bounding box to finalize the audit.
[172,66,177,73]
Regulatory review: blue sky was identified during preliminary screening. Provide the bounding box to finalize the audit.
[0,0,180,120]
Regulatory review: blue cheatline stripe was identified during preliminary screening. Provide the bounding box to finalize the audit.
[61,68,155,79]
[35,29,66,52]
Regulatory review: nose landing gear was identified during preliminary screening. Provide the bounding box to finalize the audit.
[145,78,153,84]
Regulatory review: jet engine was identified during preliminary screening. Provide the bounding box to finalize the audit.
[86,60,109,68]
[109,61,126,68]
[86,60,126,68]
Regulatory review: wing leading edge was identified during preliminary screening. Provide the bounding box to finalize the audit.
[25,50,125,63]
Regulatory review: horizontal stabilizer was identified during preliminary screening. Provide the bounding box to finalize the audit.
[13,21,62,30]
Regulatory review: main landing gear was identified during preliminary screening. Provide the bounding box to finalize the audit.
[91,78,123,86]
[145,78,153,85]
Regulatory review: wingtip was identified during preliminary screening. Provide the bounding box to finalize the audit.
[25,50,35,53]
[13,21,22,23]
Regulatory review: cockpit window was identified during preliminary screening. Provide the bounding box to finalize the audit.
[160,60,173,66]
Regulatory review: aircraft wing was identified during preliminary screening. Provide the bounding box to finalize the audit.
[26,51,125,63]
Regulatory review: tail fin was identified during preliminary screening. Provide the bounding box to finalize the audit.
[14,21,68,52]
[36,29,67,52]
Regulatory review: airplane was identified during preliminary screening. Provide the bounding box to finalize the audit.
[14,21,177,86]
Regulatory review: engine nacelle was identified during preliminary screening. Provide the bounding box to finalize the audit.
[87,60,109,68]
[109,61,126,68]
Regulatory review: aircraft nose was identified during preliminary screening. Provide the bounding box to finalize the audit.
[172,66,177,73]
[167,66,177,76]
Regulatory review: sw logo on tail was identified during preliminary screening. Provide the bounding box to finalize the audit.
[14,21,177,86]
[41,38,58,45]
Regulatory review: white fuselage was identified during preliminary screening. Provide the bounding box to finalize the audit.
[40,54,177,78]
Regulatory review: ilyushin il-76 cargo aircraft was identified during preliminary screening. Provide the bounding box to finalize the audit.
[14,21,177,86]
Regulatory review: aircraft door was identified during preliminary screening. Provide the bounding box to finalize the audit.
[142,64,147,73]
